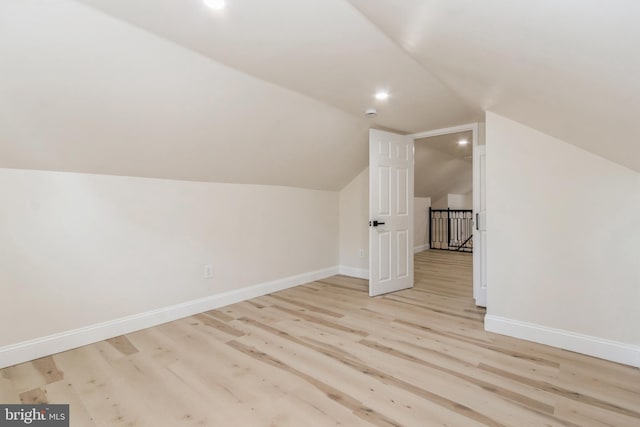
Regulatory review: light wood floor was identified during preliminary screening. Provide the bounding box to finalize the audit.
[1,251,639,426]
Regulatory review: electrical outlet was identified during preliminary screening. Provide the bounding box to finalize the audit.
[203,264,214,279]
[359,249,365,258]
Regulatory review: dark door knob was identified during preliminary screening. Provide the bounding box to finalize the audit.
[369,220,386,227]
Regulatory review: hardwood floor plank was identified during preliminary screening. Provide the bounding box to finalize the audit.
[43,381,97,427]
[0,376,21,404]
[234,318,488,426]
[479,363,640,420]
[269,304,369,337]
[193,313,245,337]
[553,399,640,427]
[54,346,165,426]
[227,340,404,427]
[1,362,53,395]
[358,338,555,415]
[203,309,235,322]
[235,316,506,427]
[19,387,47,404]
[266,294,344,318]
[105,335,139,356]
[395,318,562,369]
[1,250,637,426]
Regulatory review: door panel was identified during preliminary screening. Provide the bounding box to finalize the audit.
[378,166,390,214]
[369,129,414,296]
[397,230,409,278]
[397,168,408,214]
[378,231,391,281]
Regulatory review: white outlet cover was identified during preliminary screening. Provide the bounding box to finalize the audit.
[203,264,214,278]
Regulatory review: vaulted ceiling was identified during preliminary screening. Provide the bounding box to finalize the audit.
[415,132,472,200]
[1,0,637,191]
[349,0,640,173]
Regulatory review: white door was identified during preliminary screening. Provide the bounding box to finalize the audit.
[473,144,487,307]
[369,129,414,296]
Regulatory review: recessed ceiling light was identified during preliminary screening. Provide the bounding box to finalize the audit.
[458,139,469,146]
[375,91,389,101]
[203,0,226,10]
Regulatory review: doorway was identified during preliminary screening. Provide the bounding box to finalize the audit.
[368,124,486,307]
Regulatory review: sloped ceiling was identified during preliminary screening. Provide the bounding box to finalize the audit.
[415,131,472,199]
[76,0,480,134]
[348,0,640,173]
[1,1,637,193]
[0,1,372,190]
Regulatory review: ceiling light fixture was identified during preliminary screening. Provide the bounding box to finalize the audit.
[458,139,469,146]
[375,91,389,101]
[203,0,226,10]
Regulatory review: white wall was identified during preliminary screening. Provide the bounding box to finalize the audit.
[431,195,448,209]
[414,197,431,252]
[447,193,465,209]
[463,192,473,210]
[485,112,640,366]
[0,168,339,365]
[338,168,369,278]
[447,193,472,210]
[0,0,369,191]
[431,193,471,210]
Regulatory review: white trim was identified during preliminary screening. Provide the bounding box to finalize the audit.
[339,266,369,280]
[411,122,485,308]
[410,122,479,140]
[0,266,338,369]
[414,244,429,253]
[485,315,640,368]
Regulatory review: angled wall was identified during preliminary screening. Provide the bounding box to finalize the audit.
[485,112,640,366]
[339,168,369,278]
[0,168,339,368]
[0,0,368,191]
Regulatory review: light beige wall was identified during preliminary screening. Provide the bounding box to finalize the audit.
[0,0,369,191]
[338,168,369,274]
[463,192,473,210]
[447,193,472,210]
[485,113,640,351]
[414,197,431,251]
[431,193,471,210]
[431,195,448,209]
[478,122,486,145]
[0,168,339,348]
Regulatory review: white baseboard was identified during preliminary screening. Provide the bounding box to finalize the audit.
[485,315,640,368]
[339,266,369,280]
[414,244,429,253]
[0,266,339,369]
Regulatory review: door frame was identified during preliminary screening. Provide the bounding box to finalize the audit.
[410,123,478,143]
[409,122,484,306]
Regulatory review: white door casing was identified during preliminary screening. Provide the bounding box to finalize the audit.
[473,143,487,307]
[369,129,414,296]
